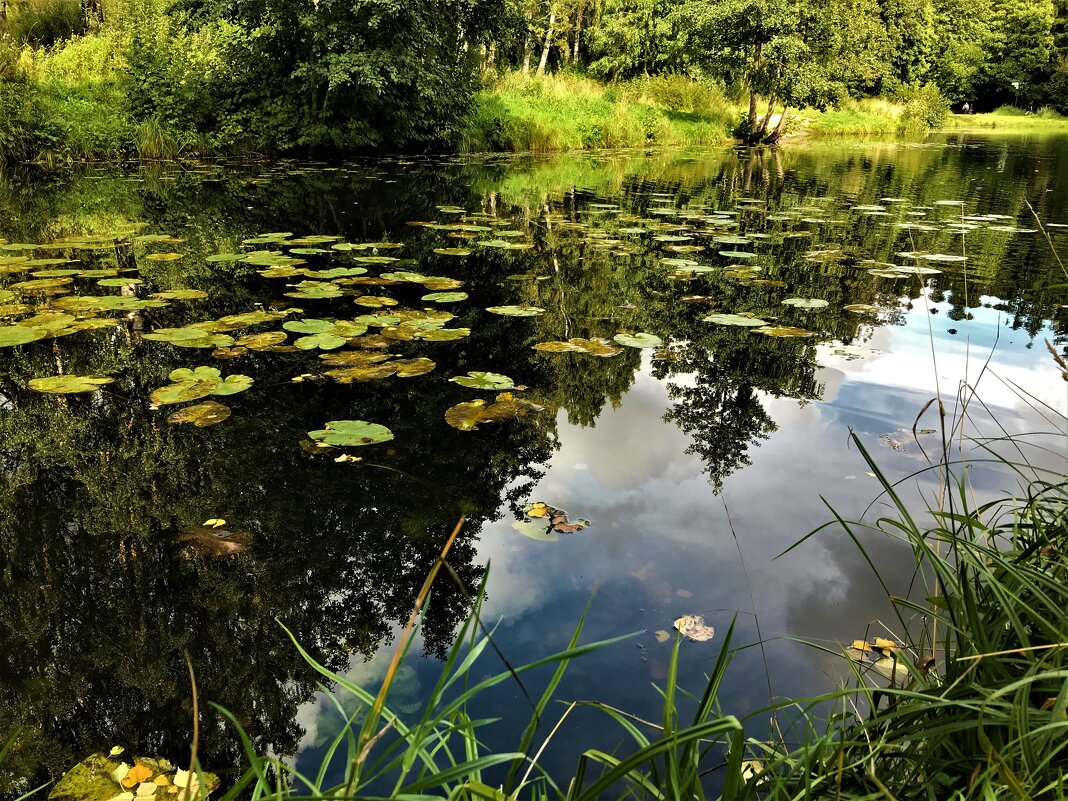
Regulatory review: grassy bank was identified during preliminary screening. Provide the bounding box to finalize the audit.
[943,105,1068,131]
[459,73,738,152]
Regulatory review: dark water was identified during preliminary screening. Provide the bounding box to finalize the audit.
[1,135,1066,794]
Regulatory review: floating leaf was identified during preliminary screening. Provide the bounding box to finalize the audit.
[782,298,829,310]
[486,305,545,317]
[319,350,393,367]
[28,375,114,394]
[753,326,815,338]
[151,378,220,406]
[702,313,768,327]
[444,392,544,431]
[205,253,245,263]
[532,340,587,353]
[392,357,436,377]
[843,303,878,314]
[168,401,231,427]
[613,332,663,349]
[419,327,470,341]
[0,325,46,347]
[212,374,254,396]
[151,289,208,300]
[433,248,472,257]
[422,292,468,303]
[353,295,399,308]
[512,520,558,542]
[308,420,394,447]
[235,331,287,349]
[295,332,347,350]
[673,614,715,642]
[654,630,671,643]
[144,252,183,262]
[326,363,398,383]
[449,371,515,390]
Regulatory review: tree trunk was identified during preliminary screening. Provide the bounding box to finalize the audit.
[536,5,555,76]
[572,0,585,63]
[765,106,790,144]
[1,0,7,24]
[753,94,776,143]
[487,41,496,69]
[81,0,103,30]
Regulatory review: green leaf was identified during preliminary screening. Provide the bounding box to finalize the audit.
[486,305,545,317]
[28,375,114,394]
[449,371,515,390]
[168,400,231,427]
[0,325,47,347]
[308,420,394,447]
[613,332,663,349]
[421,292,468,303]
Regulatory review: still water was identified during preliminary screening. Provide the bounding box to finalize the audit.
[1,134,1066,793]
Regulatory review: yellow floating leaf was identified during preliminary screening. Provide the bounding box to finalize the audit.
[109,746,125,757]
[851,640,873,652]
[654,630,671,643]
[874,637,897,651]
[136,781,158,797]
[526,502,550,518]
[203,518,226,528]
[121,763,153,788]
[673,614,715,642]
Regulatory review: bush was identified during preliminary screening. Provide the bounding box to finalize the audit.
[898,83,950,131]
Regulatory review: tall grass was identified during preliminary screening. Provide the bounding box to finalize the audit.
[460,73,737,153]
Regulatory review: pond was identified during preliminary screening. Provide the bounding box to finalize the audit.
[1,134,1066,795]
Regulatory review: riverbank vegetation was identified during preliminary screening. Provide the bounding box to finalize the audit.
[4,0,1068,160]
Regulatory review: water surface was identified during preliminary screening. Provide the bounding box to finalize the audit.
[1,134,1066,792]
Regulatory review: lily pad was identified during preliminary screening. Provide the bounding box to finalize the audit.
[754,326,815,338]
[512,520,559,542]
[782,298,829,310]
[235,331,288,349]
[532,340,588,353]
[212,374,254,395]
[702,313,768,327]
[613,332,663,349]
[144,252,184,261]
[295,332,348,350]
[150,377,221,405]
[151,289,208,300]
[0,325,47,347]
[444,392,544,431]
[28,375,114,394]
[419,327,470,341]
[422,292,468,303]
[308,420,394,447]
[450,371,515,390]
[353,295,399,308]
[843,303,879,314]
[486,305,545,317]
[433,248,472,257]
[168,400,231,427]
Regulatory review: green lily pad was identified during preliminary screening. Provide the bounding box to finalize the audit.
[782,298,829,310]
[445,392,544,431]
[512,520,559,542]
[613,333,663,349]
[0,325,47,347]
[151,289,208,300]
[532,340,588,353]
[235,331,288,349]
[10,277,73,292]
[212,374,254,396]
[28,375,114,394]
[285,281,345,300]
[419,327,470,341]
[754,325,815,338]
[319,350,394,367]
[392,357,437,377]
[433,248,472,257]
[151,377,221,405]
[486,305,545,317]
[308,420,394,447]
[168,400,231,427]
[843,303,879,314]
[295,332,348,350]
[422,292,468,303]
[325,363,399,382]
[450,371,515,390]
[169,366,222,382]
[718,250,757,259]
[702,313,769,326]
[144,252,184,261]
[353,295,399,308]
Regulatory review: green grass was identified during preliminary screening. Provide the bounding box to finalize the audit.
[944,106,1068,132]
[460,73,738,153]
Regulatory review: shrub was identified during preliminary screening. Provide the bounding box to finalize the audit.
[898,83,950,131]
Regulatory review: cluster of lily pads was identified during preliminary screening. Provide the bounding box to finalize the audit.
[1,188,1043,450]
